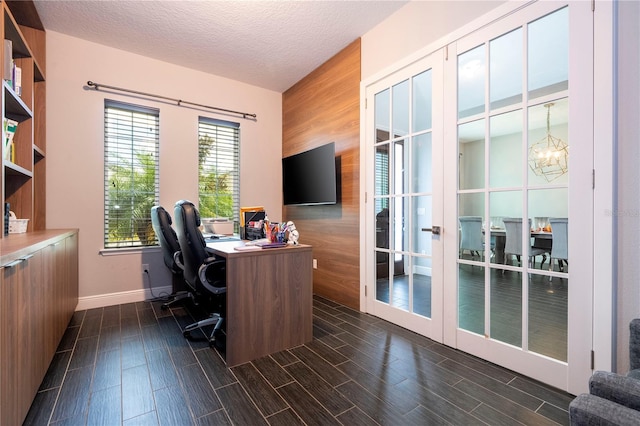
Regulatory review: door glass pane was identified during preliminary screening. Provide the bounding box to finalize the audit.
[459,119,485,190]
[489,190,522,266]
[490,110,523,188]
[458,45,485,118]
[458,192,485,261]
[490,28,523,110]
[391,254,409,312]
[412,195,432,255]
[376,252,391,303]
[393,80,409,137]
[375,89,390,143]
[459,264,485,335]
[413,70,432,132]
[375,143,390,196]
[490,268,522,347]
[528,98,569,185]
[413,255,432,318]
[528,275,567,361]
[412,133,432,193]
[528,7,568,99]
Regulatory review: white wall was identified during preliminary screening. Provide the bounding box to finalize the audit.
[46,31,282,306]
[616,0,640,373]
[361,0,506,81]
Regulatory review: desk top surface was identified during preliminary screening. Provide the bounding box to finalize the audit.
[206,239,311,257]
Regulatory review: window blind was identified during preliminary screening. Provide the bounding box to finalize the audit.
[198,117,240,230]
[104,100,160,248]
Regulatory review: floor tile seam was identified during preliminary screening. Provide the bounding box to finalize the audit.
[274,376,343,424]
[405,403,456,425]
[509,376,574,407]
[440,356,522,390]
[452,377,552,422]
[506,376,571,413]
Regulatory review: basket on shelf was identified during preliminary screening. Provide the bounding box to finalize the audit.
[8,211,28,233]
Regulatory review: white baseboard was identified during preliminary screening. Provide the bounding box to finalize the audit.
[76,285,173,311]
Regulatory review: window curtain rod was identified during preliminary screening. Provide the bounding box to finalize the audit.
[86,80,257,120]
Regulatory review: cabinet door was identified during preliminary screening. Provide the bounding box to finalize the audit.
[1,258,29,425]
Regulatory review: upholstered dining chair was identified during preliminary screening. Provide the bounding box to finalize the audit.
[503,218,547,269]
[459,216,486,259]
[548,217,568,275]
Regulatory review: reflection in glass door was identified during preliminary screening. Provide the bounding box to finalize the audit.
[454,6,575,387]
[368,55,443,338]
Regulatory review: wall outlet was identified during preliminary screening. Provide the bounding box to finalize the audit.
[313,259,318,269]
[142,263,149,274]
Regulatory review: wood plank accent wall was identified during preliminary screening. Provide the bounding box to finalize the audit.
[282,39,361,309]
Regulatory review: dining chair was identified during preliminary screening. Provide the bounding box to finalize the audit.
[503,218,547,269]
[459,216,490,260]
[548,217,568,276]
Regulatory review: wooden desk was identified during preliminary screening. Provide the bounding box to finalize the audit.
[206,240,313,367]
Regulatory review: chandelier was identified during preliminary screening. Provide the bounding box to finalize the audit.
[528,103,569,182]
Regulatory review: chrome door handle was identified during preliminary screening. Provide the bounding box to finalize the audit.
[422,226,441,235]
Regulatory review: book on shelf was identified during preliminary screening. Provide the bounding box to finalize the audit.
[12,63,21,96]
[3,39,11,85]
[3,118,17,161]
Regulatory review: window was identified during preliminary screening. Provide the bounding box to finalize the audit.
[104,100,159,248]
[198,117,240,230]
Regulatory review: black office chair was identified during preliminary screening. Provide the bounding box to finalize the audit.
[173,199,226,348]
[150,205,192,309]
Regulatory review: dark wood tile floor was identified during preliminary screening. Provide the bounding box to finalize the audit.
[24,295,574,425]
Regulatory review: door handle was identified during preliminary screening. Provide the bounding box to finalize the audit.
[422,226,441,235]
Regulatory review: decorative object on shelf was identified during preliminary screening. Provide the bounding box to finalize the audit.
[284,221,299,245]
[4,202,9,236]
[8,210,28,234]
[528,102,569,182]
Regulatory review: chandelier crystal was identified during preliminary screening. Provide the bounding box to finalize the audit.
[528,103,569,182]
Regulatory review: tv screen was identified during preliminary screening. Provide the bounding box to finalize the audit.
[282,142,337,206]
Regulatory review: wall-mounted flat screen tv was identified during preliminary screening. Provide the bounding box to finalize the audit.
[282,142,337,206]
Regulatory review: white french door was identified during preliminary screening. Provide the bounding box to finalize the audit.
[363,1,595,394]
[363,52,444,340]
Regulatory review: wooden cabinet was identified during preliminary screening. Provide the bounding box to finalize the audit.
[1,0,46,237]
[0,230,78,425]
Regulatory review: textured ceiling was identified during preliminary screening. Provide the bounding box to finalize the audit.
[33,0,408,92]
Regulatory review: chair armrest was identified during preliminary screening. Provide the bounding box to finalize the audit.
[198,259,226,295]
[630,319,640,371]
[589,371,640,411]
[570,393,640,426]
[173,250,184,270]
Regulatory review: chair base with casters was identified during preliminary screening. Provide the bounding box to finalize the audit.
[160,290,193,310]
[182,312,225,348]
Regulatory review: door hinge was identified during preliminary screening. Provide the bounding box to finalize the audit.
[590,350,595,369]
[445,45,449,61]
[592,169,596,189]
[365,285,367,297]
[365,192,368,203]
[365,97,367,109]
[591,0,595,12]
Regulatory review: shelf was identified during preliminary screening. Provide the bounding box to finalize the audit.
[4,4,43,81]
[33,144,44,160]
[4,159,32,178]
[4,80,32,122]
